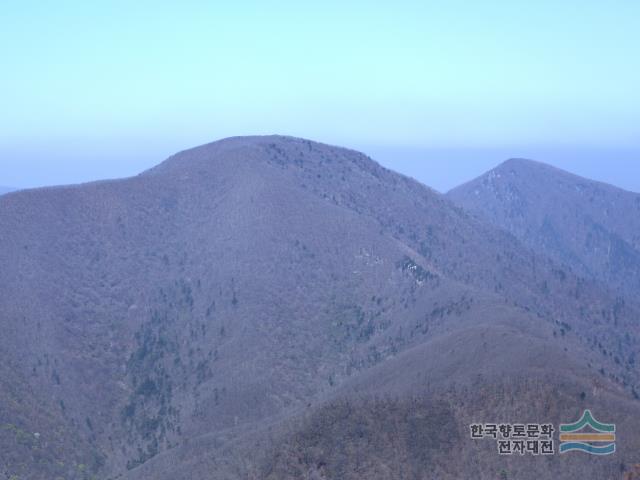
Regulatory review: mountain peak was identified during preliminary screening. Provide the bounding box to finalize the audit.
[498,157,542,168]
[447,155,640,298]
[448,158,593,197]
[142,135,381,179]
[493,158,565,176]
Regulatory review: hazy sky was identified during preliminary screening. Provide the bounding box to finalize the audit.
[2,1,639,192]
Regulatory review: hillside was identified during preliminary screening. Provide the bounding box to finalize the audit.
[0,137,638,479]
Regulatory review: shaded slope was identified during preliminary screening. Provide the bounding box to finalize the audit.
[126,297,640,480]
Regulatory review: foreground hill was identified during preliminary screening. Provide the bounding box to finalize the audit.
[448,158,640,300]
[0,137,638,479]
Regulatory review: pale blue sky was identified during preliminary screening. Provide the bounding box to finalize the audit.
[1,1,639,192]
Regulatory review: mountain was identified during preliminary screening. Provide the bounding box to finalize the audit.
[1,137,639,480]
[447,158,640,300]
[0,186,15,196]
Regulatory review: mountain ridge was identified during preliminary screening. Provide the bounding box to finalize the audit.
[1,136,639,479]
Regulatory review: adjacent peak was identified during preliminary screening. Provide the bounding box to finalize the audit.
[499,158,538,167]
[446,158,598,200]
[494,158,556,173]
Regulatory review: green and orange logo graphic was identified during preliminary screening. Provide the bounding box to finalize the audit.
[559,410,615,455]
